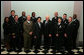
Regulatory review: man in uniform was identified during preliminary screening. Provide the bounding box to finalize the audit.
[53,17,64,53]
[10,15,22,52]
[31,12,37,23]
[18,11,27,48]
[43,16,52,53]
[52,12,59,50]
[72,14,80,49]
[62,14,68,47]
[23,15,33,53]
[9,10,15,24]
[30,12,37,49]
[52,12,58,23]
[62,13,68,28]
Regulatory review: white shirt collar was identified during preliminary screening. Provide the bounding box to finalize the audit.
[58,23,61,25]
[73,19,76,21]
[12,16,14,18]
[27,20,30,23]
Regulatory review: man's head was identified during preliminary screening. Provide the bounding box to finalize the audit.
[14,15,18,21]
[32,12,35,17]
[45,15,50,21]
[22,11,26,16]
[54,12,58,17]
[73,14,77,19]
[58,17,62,23]
[27,15,31,21]
[68,16,72,23]
[11,10,15,16]
[63,13,67,19]
[37,17,41,22]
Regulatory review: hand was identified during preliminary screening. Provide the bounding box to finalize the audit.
[49,34,52,37]
[56,34,59,37]
[13,36,16,38]
[34,36,37,39]
[29,32,33,35]
[64,33,67,37]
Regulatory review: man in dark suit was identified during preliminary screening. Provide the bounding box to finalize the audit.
[72,14,80,49]
[33,17,43,53]
[18,11,27,48]
[31,12,37,23]
[64,17,74,54]
[9,10,15,24]
[52,12,58,24]
[8,10,16,51]
[10,15,22,52]
[30,12,37,49]
[62,14,68,47]
[43,16,52,52]
[62,13,68,28]
[53,17,64,52]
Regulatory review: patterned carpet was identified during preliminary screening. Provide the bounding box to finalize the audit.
[1,44,83,54]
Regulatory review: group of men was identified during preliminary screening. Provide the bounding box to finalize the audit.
[3,10,79,54]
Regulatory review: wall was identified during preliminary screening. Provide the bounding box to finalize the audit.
[1,1,11,39]
[1,1,4,39]
[11,1,74,21]
[74,1,83,42]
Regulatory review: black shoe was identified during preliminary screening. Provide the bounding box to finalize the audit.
[7,49,11,52]
[10,48,14,51]
[15,49,22,52]
[34,49,39,53]
[42,49,48,53]
[25,50,31,53]
[68,51,74,54]
[58,49,65,54]
[13,48,16,51]
[52,49,56,54]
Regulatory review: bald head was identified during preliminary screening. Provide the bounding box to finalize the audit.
[27,15,31,21]
[45,15,50,21]
[54,12,58,17]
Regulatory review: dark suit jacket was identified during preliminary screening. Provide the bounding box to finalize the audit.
[43,20,52,35]
[3,22,11,34]
[65,22,74,38]
[31,17,37,23]
[54,23,64,36]
[9,15,15,24]
[18,16,27,32]
[10,20,21,37]
[34,22,43,38]
[62,18,68,33]
[72,19,80,31]
[18,16,27,23]
[52,16,58,24]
